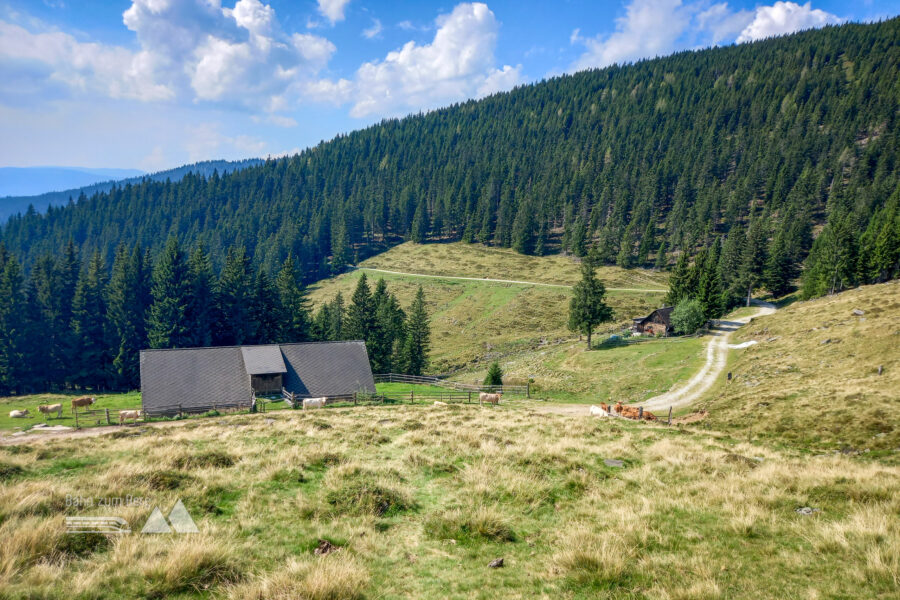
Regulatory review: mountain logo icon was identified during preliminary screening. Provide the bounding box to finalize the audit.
[141,499,199,534]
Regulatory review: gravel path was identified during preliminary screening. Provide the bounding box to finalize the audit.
[635,302,775,412]
[355,267,668,293]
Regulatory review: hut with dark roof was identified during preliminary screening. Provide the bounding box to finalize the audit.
[139,341,375,415]
[631,306,675,336]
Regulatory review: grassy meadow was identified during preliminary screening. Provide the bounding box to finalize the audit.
[0,404,896,599]
[701,281,900,455]
[0,392,142,431]
[309,242,672,392]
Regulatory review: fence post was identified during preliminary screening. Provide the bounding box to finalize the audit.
[410,391,414,404]
[667,406,673,426]
[105,408,110,425]
[178,404,183,419]
[74,408,79,429]
[526,382,530,398]
[638,407,644,420]
[468,391,471,404]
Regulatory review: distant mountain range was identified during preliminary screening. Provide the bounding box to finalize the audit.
[0,166,145,197]
[0,159,264,220]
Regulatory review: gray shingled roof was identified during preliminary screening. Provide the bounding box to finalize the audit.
[281,341,375,397]
[140,341,375,412]
[140,346,250,412]
[241,345,287,374]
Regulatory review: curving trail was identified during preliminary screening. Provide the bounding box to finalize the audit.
[355,267,668,293]
[635,301,775,412]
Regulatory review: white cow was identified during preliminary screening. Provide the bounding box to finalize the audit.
[119,410,142,424]
[303,397,326,410]
[9,409,30,418]
[433,401,448,406]
[38,404,63,419]
[589,405,609,417]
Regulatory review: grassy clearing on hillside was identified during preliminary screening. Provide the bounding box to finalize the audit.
[0,392,141,431]
[309,243,667,374]
[360,242,669,289]
[0,404,896,599]
[702,281,900,455]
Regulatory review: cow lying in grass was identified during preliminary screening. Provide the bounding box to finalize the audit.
[71,396,95,412]
[303,397,326,410]
[589,405,609,417]
[479,392,502,406]
[119,410,142,424]
[613,402,657,421]
[38,403,63,419]
[9,409,29,418]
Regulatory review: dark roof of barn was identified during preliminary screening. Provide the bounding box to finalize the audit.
[241,345,287,374]
[140,341,375,412]
[633,306,675,326]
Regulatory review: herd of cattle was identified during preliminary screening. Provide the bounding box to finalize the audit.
[9,396,144,425]
[590,402,657,421]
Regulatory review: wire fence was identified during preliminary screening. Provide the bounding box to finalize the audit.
[373,373,529,396]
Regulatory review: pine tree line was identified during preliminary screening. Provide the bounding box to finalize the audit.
[0,240,431,395]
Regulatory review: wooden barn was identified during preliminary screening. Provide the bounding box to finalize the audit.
[140,341,375,416]
[631,306,675,336]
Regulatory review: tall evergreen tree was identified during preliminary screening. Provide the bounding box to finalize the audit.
[402,286,430,375]
[106,244,146,388]
[187,243,216,347]
[666,252,692,306]
[739,219,770,305]
[275,254,310,342]
[71,252,111,388]
[216,245,254,345]
[147,237,192,349]
[345,273,375,343]
[0,249,24,394]
[250,269,280,344]
[567,251,614,349]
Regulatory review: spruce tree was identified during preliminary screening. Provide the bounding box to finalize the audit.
[567,251,614,349]
[484,361,503,386]
[739,219,770,305]
[511,208,535,255]
[187,243,216,347]
[147,237,192,349]
[106,244,145,388]
[71,252,111,388]
[666,252,692,306]
[403,286,430,375]
[275,254,310,342]
[217,245,254,345]
[250,270,280,344]
[345,273,374,343]
[0,250,24,394]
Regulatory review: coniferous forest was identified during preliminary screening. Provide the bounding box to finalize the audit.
[1,18,899,393]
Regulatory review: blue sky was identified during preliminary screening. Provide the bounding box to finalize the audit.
[1,0,898,171]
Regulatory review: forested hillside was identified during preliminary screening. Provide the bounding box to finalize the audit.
[2,19,898,290]
[0,158,263,221]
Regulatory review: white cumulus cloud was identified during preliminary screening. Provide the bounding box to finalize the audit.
[736,2,841,43]
[362,18,382,39]
[317,0,351,25]
[337,2,522,118]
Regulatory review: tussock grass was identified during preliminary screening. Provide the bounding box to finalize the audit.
[0,405,897,598]
[172,450,236,470]
[704,281,900,453]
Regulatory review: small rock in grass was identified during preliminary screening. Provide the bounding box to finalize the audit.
[795,507,820,516]
[489,558,504,568]
[314,539,340,555]
[604,459,624,468]
[852,309,865,316]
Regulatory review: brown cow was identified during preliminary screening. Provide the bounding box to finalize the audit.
[71,396,95,412]
[599,402,609,413]
[479,392,502,406]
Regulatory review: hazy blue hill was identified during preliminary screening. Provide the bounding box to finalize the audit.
[0,166,144,197]
[0,159,264,220]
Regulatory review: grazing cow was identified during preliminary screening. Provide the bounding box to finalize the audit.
[303,397,326,410]
[38,404,63,419]
[119,410,142,424]
[71,396,95,412]
[589,405,608,417]
[479,392,502,406]
[9,409,30,418]
[613,402,624,415]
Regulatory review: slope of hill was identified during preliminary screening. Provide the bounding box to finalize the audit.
[0,159,263,221]
[0,166,143,197]
[701,281,900,454]
[306,242,711,405]
[1,19,897,284]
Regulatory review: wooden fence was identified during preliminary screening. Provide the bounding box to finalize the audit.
[374,373,529,396]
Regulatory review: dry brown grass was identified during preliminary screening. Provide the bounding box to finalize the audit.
[0,404,896,599]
